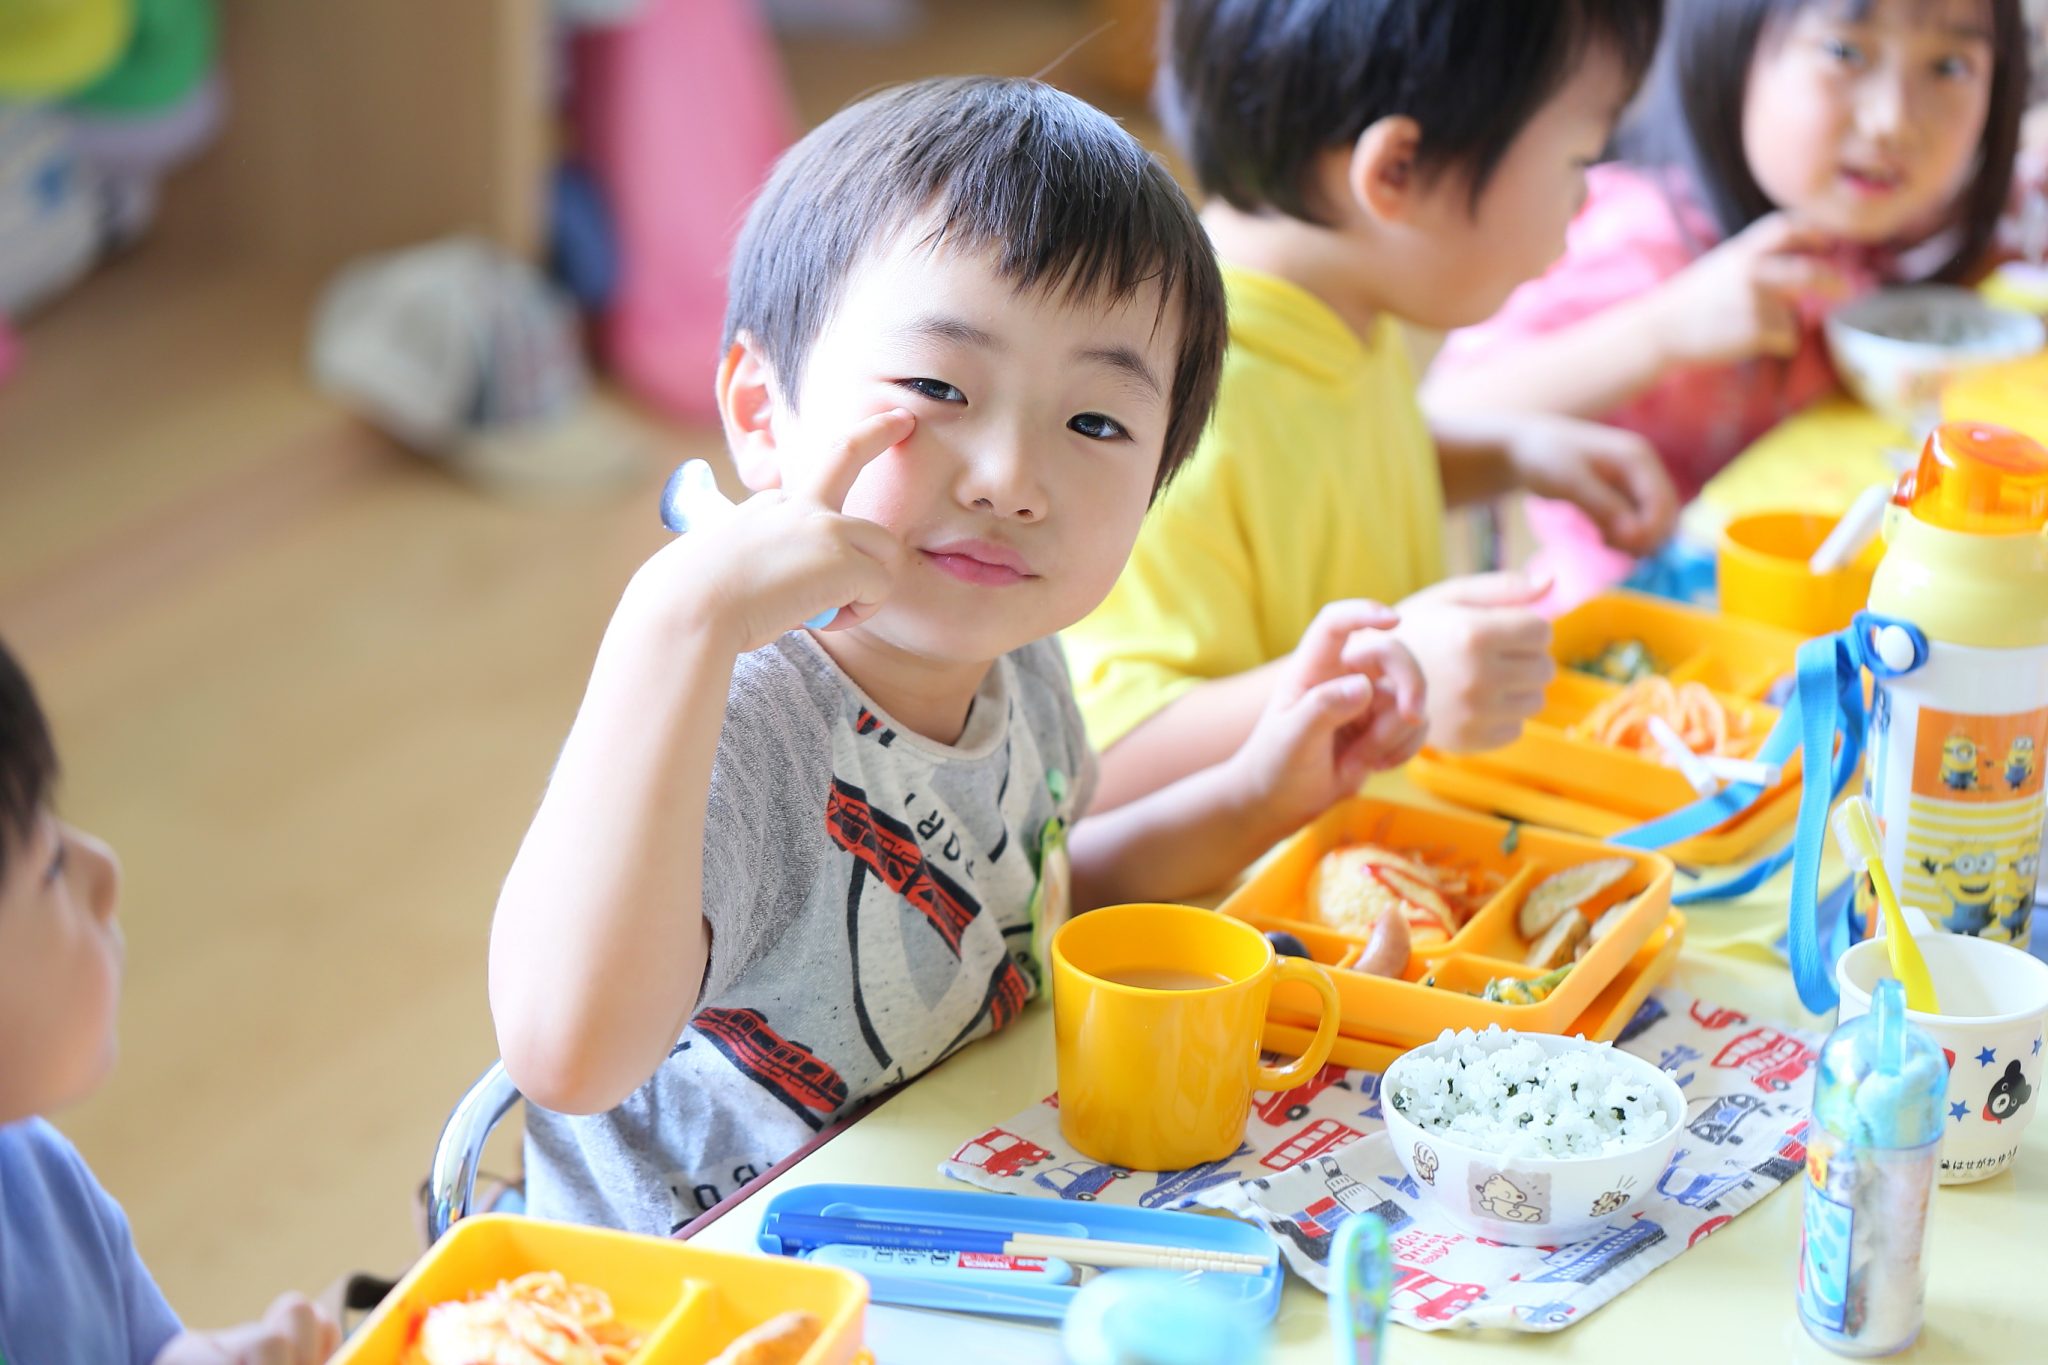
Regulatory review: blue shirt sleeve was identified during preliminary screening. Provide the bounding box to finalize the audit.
[0,1119,182,1365]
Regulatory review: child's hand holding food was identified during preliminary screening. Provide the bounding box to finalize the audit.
[1230,601,1427,825]
[1502,412,1678,556]
[154,1293,339,1365]
[633,409,915,654]
[1646,211,1849,366]
[1394,573,1554,752]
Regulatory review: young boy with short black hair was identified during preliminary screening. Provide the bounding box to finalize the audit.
[491,75,1430,1235]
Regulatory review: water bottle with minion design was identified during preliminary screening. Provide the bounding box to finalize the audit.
[1861,423,2048,946]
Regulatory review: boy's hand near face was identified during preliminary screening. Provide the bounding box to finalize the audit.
[1069,602,1424,910]
[1231,601,1427,826]
[155,1294,338,1365]
[1501,412,1678,557]
[1394,573,1555,752]
[639,409,914,649]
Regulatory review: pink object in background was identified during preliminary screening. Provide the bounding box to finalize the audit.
[1522,497,1640,617]
[572,0,795,425]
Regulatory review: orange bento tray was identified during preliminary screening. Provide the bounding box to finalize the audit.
[1264,909,1685,1074]
[333,1214,867,1365]
[1407,592,1808,863]
[1222,795,1677,1055]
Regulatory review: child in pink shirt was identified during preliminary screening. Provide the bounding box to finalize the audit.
[1429,0,2028,610]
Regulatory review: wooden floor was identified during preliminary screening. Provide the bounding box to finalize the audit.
[0,0,1158,1328]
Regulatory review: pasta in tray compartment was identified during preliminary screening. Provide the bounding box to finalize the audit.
[405,1271,642,1365]
[1568,676,1760,761]
[401,1272,825,1365]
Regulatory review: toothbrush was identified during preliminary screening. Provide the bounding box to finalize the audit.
[1831,796,1939,1013]
[1330,1212,1391,1365]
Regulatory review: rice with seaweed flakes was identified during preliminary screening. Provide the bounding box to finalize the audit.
[1389,1027,1674,1158]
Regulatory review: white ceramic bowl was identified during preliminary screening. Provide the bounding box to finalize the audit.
[1382,1031,1685,1246]
[1824,285,2045,434]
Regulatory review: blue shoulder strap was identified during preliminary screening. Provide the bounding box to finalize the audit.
[1610,613,1927,1012]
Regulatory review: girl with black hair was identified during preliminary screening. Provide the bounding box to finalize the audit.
[1428,0,2027,610]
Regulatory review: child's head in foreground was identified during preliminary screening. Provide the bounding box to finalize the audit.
[0,638,122,1127]
[717,76,1226,669]
[1158,0,1663,328]
[1622,0,2025,282]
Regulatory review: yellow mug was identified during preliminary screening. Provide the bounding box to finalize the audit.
[1718,510,1883,636]
[1051,903,1341,1171]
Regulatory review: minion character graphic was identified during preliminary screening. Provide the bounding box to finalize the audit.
[1941,733,1981,792]
[2006,735,2038,792]
[1924,846,2001,936]
[1994,850,2040,941]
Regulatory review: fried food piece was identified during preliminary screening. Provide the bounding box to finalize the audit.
[707,1312,824,1365]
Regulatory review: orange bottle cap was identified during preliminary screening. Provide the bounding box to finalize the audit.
[1893,422,2048,534]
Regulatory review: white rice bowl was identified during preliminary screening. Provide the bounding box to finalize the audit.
[1824,285,2045,435]
[1382,1028,1684,1245]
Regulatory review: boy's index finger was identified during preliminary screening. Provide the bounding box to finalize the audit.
[795,408,917,511]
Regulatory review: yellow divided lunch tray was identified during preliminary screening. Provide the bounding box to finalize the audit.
[1222,796,1678,1059]
[1409,592,1809,863]
[334,1214,868,1365]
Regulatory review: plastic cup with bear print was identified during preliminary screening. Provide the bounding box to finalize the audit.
[1051,903,1340,1171]
[1837,927,2048,1184]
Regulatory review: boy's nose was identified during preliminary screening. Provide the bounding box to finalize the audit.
[64,825,122,926]
[959,438,1046,522]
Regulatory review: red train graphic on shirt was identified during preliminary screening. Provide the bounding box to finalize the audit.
[693,1006,849,1128]
[826,778,983,956]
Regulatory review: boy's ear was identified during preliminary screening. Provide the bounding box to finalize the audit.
[714,337,785,492]
[1347,115,1423,225]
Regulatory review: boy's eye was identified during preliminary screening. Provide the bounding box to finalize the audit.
[1068,412,1129,442]
[1933,53,1977,80]
[897,377,965,404]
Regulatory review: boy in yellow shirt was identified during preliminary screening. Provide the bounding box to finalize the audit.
[1068,0,1679,808]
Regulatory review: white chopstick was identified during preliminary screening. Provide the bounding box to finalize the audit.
[1699,754,1784,787]
[1005,1232,1269,1276]
[1647,715,1722,796]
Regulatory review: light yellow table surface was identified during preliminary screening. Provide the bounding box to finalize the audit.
[690,777,2048,1362]
[1695,395,1906,530]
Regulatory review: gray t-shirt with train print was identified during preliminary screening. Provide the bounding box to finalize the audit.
[524,631,1094,1235]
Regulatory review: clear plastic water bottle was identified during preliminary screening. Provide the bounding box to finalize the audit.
[1798,977,1946,1355]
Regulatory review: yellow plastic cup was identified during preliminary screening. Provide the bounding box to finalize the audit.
[1051,903,1340,1171]
[1718,510,1882,636]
